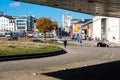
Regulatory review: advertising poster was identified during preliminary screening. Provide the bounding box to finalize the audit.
[73,23,78,33]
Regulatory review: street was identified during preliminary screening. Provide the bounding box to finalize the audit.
[0,43,120,80]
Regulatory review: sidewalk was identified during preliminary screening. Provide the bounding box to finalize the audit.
[68,39,120,48]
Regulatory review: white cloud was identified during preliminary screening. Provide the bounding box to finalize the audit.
[9,2,21,7]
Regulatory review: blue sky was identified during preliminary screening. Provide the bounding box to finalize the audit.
[0,0,92,26]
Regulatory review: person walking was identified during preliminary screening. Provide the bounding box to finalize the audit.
[63,39,67,48]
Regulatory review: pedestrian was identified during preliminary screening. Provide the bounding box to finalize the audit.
[63,39,67,48]
[80,39,82,44]
[79,34,82,44]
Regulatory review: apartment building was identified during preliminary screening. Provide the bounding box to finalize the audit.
[0,14,36,35]
[0,15,15,32]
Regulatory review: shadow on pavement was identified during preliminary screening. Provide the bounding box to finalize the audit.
[43,60,120,80]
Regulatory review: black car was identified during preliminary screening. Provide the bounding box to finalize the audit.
[97,42,109,47]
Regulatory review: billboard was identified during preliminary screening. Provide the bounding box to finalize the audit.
[73,23,78,33]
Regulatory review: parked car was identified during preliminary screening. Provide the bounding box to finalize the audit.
[97,42,109,47]
[27,34,34,38]
[6,36,18,41]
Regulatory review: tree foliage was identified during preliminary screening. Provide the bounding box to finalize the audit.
[52,21,58,30]
[35,17,58,33]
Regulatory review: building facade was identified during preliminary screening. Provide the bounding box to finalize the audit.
[81,20,93,38]
[93,16,120,43]
[26,16,36,32]
[16,16,36,33]
[16,17,27,32]
[0,15,15,32]
[0,15,36,37]
[62,13,72,32]
[71,19,92,34]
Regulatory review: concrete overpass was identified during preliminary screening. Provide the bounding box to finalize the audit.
[13,0,120,18]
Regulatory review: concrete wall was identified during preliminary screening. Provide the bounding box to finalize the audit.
[93,16,120,43]
[107,18,120,43]
[93,16,102,40]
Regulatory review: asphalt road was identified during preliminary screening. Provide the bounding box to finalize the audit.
[0,44,120,80]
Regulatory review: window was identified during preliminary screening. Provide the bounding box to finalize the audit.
[18,27,25,29]
[17,20,26,22]
[17,23,26,25]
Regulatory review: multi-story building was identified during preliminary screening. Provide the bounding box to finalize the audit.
[26,16,36,32]
[0,15,15,32]
[15,15,36,33]
[0,15,36,36]
[15,17,27,32]
[62,13,72,32]
[0,11,36,36]
[93,16,120,43]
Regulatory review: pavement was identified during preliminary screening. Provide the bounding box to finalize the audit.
[0,38,120,80]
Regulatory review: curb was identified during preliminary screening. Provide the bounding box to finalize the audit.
[0,49,67,62]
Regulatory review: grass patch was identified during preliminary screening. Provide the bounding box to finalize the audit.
[0,41,61,56]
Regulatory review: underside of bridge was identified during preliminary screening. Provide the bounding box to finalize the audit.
[13,0,120,18]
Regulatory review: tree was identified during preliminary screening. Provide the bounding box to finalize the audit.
[35,17,58,40]
[51,21,58,30]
